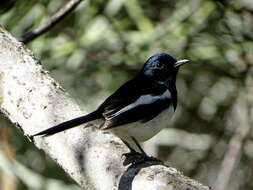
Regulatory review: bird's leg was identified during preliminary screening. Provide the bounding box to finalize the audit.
[121,137,162,166]
[132,136,163,164]
[131,136,148,156]
[121,139,146,166]
[121,139,136,153]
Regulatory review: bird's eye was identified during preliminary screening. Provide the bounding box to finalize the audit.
[155,61,164,69]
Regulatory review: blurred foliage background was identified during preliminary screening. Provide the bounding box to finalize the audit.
[0,0,253,189]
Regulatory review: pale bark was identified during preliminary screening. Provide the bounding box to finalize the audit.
[0,26,210,190]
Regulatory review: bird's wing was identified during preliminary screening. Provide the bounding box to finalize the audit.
[98,77,173,129]
[102,96,172,130]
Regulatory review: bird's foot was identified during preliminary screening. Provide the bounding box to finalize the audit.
[122,151,162,166]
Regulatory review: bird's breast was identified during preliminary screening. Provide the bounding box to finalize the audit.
[109,106,174,142]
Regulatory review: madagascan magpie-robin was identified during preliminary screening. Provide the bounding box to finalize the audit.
[32,53,189,165]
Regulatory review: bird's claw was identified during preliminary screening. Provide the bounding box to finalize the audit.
[122,151,162,166]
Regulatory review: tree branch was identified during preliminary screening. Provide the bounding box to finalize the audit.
[214,78,252,190]
[0,26,210,190]
[20,0,83,44]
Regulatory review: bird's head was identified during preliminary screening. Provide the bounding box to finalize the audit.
[142,53,189,88]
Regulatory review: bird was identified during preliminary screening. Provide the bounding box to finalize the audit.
[32,53,189,165]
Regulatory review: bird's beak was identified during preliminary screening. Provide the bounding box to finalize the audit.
[174,59,189,68]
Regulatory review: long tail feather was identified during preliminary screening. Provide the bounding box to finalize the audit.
[32,111,101,137]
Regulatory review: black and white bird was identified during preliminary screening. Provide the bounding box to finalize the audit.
[32,53,188,164]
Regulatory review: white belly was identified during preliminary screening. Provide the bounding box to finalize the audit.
[109,106,174,142]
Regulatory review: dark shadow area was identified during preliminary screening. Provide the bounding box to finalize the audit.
[118,159,166,190]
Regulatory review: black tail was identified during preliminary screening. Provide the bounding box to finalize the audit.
[32,111,101,137]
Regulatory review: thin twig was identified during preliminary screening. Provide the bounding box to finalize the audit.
[20,0,83,44]
[214,96,251,190]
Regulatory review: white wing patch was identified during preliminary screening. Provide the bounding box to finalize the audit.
[106,90,171,120]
